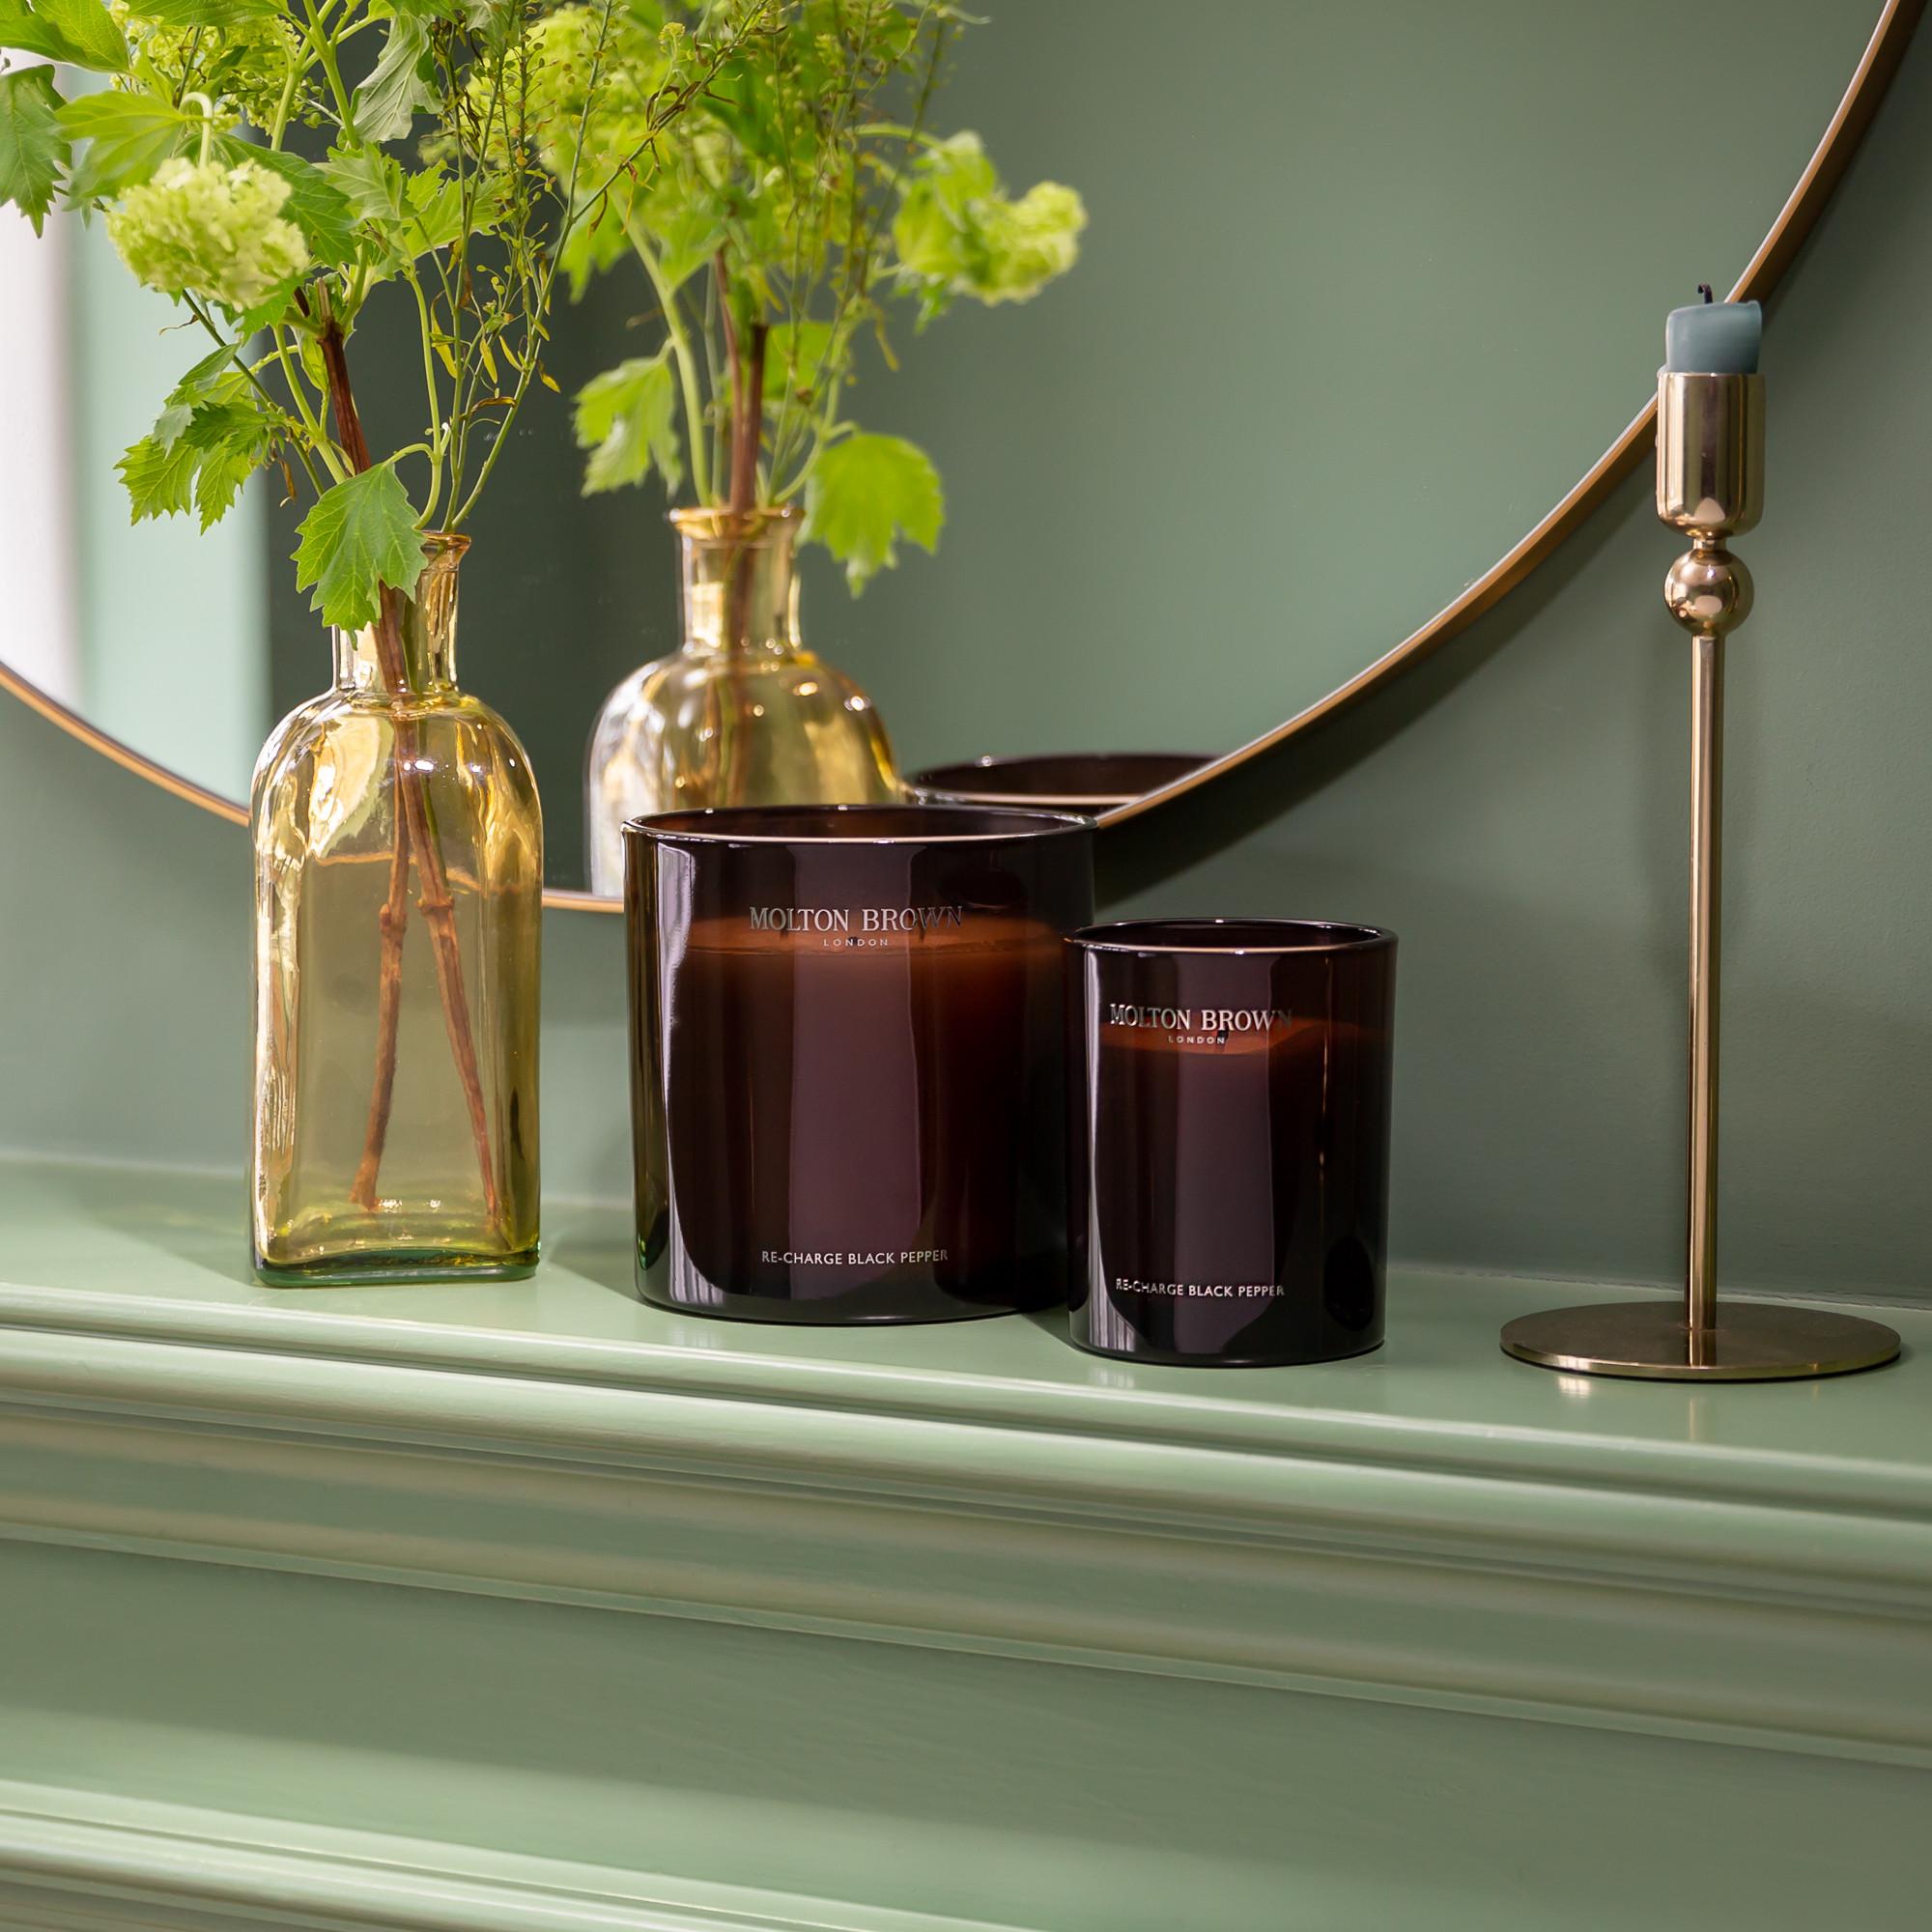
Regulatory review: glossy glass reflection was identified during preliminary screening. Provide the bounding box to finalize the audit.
[1068,919,1396,1366]
[627,805,1094,1322]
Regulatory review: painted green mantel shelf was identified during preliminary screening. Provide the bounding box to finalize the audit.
[2,1155,1930,1932]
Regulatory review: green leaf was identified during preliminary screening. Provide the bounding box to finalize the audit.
[58,93,189,201]
[150,345,239,447]
[316,146,471,278]
[762,319,833,407]
[183,399,272,529]
[293,464,423,631]
[318,151,404,267]
[0,0,127,71]
[229,273,301,333]
[318,147,408,227]
[556,197,630,300]
[117,432,200,522]
[150,401,193,448]
[573,353,681,497]
[217,140,356,266]
[134,0,276,24]
[700,53,783,165]
[352,16,435,144]
[191,440,262,526]
[802,432,943,593]
[639,171,725,291]
[402,161,465,256]
[0,65,66,233]
[165,341,238,402]
[124,378,273,529]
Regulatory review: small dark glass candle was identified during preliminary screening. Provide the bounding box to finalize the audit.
[1067,919,1397,1366]
[627,805,1094,1322]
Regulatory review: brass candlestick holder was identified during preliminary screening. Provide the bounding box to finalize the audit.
[1501,371,1901,1379]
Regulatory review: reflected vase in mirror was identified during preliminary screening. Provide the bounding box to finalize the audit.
[584,508,899,897]
[251,538,542,1285]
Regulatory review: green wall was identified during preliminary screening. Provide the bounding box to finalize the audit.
[2,16,1928,1303]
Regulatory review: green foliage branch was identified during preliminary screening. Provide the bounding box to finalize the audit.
[0,0,762,629]
[0,0,762,1229]
[552,0,1085,591]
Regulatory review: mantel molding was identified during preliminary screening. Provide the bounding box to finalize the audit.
[1,1161,1928,1775]
[3,1304,1930,1770]
[0,1780,1021,1932]
[2,1161,1931,1931]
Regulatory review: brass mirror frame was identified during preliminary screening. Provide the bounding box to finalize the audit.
[2,0,1918,911]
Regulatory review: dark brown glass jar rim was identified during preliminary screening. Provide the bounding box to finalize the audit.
[626,804,1092,847]
[1068,917,1396,955]
[907,752,1208,810]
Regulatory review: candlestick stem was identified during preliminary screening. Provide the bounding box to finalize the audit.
[1688,621,1722,1351]
[1500,372,1899,1379]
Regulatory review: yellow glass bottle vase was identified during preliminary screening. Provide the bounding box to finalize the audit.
[251,536,542,1284]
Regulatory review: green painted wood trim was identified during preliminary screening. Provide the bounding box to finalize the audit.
[2,1161,1928,1769]
[4,1314,1931,1613]
[10,1275,1932,1521]
[4,1338,1929,1769]
[0,1780,1026,1932]
[1,1165,1928,1551]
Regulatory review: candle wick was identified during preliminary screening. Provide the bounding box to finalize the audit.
[1697,283,1715,304]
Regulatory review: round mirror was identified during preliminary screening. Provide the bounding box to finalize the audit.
[0,0,1908,903]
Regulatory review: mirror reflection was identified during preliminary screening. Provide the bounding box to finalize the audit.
[0,0,1880,894]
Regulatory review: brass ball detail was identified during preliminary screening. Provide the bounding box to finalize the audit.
[1663,543,1754,637]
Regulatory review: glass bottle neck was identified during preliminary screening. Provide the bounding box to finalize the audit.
[332,538,466,695]
[675,508,803,656]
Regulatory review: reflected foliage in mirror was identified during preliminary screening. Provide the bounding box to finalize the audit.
[0,0,1895,894]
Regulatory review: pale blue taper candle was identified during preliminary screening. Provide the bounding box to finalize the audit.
[1664,290,1762,374]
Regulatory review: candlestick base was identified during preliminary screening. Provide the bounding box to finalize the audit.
[1499,1297,1900,1381]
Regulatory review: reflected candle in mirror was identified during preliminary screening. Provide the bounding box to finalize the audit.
[1068,920,1397,1365]
[627,806,1094,1321]
[905,753,1208,816]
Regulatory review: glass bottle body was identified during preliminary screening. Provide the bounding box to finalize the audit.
[251,539,542,1284]
[585,507,898,896]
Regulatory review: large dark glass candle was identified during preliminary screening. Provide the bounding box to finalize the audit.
[1067,919,1397,1365]
[627,805,1094,1322]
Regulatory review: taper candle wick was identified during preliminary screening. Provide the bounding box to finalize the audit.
[1697,283,1715,303]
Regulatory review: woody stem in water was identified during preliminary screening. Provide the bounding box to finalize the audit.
[317,318,501,1225]
[716,254,768,805]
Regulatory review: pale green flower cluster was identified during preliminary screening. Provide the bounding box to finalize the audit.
[975,183,1086,302]
[112,2,301,131]
[893,133,1087,308]
[108,157,310,313]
